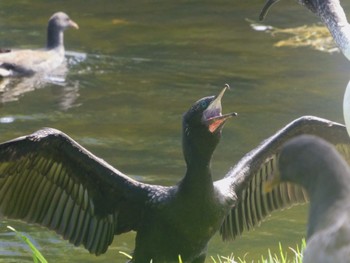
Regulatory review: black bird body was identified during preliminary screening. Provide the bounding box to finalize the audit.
[131,186,228,262]
[1,88,350,262]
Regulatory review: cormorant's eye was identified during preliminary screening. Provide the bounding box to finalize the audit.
[200,100,209,109]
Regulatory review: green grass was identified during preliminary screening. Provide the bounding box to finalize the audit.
[258,240,305,263]
[122,240,305,263]
[5,225,305,263]
[6,225,48,263]
[210,240,305,263]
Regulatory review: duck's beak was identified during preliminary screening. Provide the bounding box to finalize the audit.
[259,0,281,21]
[69,19,79,30]
[263,172,281,193]
[203,85,238,133]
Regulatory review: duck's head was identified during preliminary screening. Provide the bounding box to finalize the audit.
[46,12,79,50]
[182,85,237,165]
[48,12,79,31]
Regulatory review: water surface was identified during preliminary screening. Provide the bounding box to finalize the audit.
[0,0,350,262]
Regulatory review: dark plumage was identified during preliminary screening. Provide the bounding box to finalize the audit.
[265,135,350,263]
[0,88,350,262]
[0,12,78,77]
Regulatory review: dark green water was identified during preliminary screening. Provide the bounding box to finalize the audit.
[0,0,350,262]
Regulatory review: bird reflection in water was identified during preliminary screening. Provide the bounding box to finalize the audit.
[0,60,80,111]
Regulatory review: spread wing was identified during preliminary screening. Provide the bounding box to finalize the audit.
[0,128,156,255]
[217,116,350,240]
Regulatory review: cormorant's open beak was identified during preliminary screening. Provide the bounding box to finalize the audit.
[202,85,237,133]
[263,172,281,193]
[259,0,281,21]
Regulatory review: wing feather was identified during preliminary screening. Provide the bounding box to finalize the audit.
[0,128,155,255]
[218,116,350,240]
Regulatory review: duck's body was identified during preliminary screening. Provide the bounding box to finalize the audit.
[0,12,78,77]
[0,48,65,77]
[0,88,350,262]
[266,135,350,263]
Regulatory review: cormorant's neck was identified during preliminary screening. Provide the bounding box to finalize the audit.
[307,167,350,238]
[179,131,217,195]
[47,23,64,50]
[179,159,214,196]
[317,0,350,60]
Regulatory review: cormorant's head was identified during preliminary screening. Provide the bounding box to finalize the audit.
[264,135,349,196]
[182,85,237,165]
[259,0,318,21]
[267,135,322,191]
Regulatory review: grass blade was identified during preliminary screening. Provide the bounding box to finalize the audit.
[7,226,48,263]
